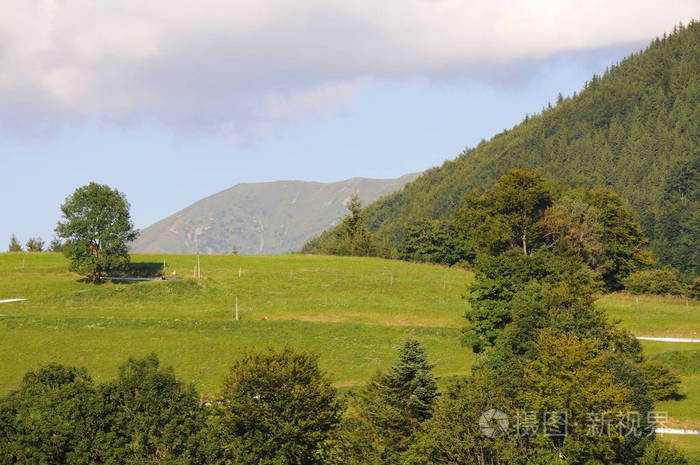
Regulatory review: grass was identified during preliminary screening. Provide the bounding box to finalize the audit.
[599,293,700,338]
[2,251,700,455]
[0,316,470,397]
[0,252,473,397]
[0,253,469,327]
[660,435,700,463]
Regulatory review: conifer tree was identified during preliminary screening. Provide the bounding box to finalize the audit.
[332,193,377,256]
[344,339,438,464]
[8,234,22,252]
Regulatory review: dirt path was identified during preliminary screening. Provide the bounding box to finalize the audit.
[657,427,700,435]
[637,336,700,343]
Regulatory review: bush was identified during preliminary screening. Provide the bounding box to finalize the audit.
[622,268,686,296]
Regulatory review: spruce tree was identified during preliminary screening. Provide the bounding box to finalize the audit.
[332,193,377,256]
[353,339,439,462]
[8,234,22,252]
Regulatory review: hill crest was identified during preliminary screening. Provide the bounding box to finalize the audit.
[131,173,420,255]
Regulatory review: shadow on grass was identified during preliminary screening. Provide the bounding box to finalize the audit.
[669,392,688,402]
[122,262,165,278]
[77,262,166,284]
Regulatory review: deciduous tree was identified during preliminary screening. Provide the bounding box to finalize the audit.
[25,237,45,252]
[55,183,138,283]
[212,347,341,465]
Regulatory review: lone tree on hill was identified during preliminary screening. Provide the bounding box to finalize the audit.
[8,234,22,252]
[55,183,138,283]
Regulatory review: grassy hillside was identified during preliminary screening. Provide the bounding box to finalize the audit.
[304,22,700,276]
[131,173,420,255]
[0,252,471,396]
[2,252,700,449]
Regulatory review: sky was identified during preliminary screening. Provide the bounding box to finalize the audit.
[1,1,699,245]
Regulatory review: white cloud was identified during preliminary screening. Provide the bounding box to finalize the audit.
[261,79,369,120]
[0,0,697,135]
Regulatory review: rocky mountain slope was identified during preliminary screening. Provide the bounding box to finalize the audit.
[131,173,420,255]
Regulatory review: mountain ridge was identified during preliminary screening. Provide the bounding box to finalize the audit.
[131,173,421,255]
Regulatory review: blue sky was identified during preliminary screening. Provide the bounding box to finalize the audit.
[0,1,698,246]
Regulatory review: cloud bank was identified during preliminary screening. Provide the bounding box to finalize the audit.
[0,0,697,136]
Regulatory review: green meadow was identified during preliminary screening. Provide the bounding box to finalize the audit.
[0,252,472,396]
[2,251,700,458]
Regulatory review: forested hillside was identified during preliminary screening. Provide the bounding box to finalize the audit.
[304,22,700,276]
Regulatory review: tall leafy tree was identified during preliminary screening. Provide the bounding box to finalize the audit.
[98,354,204,464]
[542,194,606,269]
[581,188,653,289]
[55,183,138,283]
[399,219,474,265]
[458,170,554,255]
[462,249,599,353]
[543,188,653,289]
[514,331,651,465]
[211,347,341,465]
[0,364,105,465]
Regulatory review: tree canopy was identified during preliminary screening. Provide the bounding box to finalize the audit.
[55,183,138,283]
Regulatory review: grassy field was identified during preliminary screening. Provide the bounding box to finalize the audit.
[0,252,472,396]
[2,251,700,458]
[598,293,700,338]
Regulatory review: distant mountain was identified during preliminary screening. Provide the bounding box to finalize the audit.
[130,173,420,255]
[304,22,700,277]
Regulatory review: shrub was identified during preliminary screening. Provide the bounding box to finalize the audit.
[622,268,686,296]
